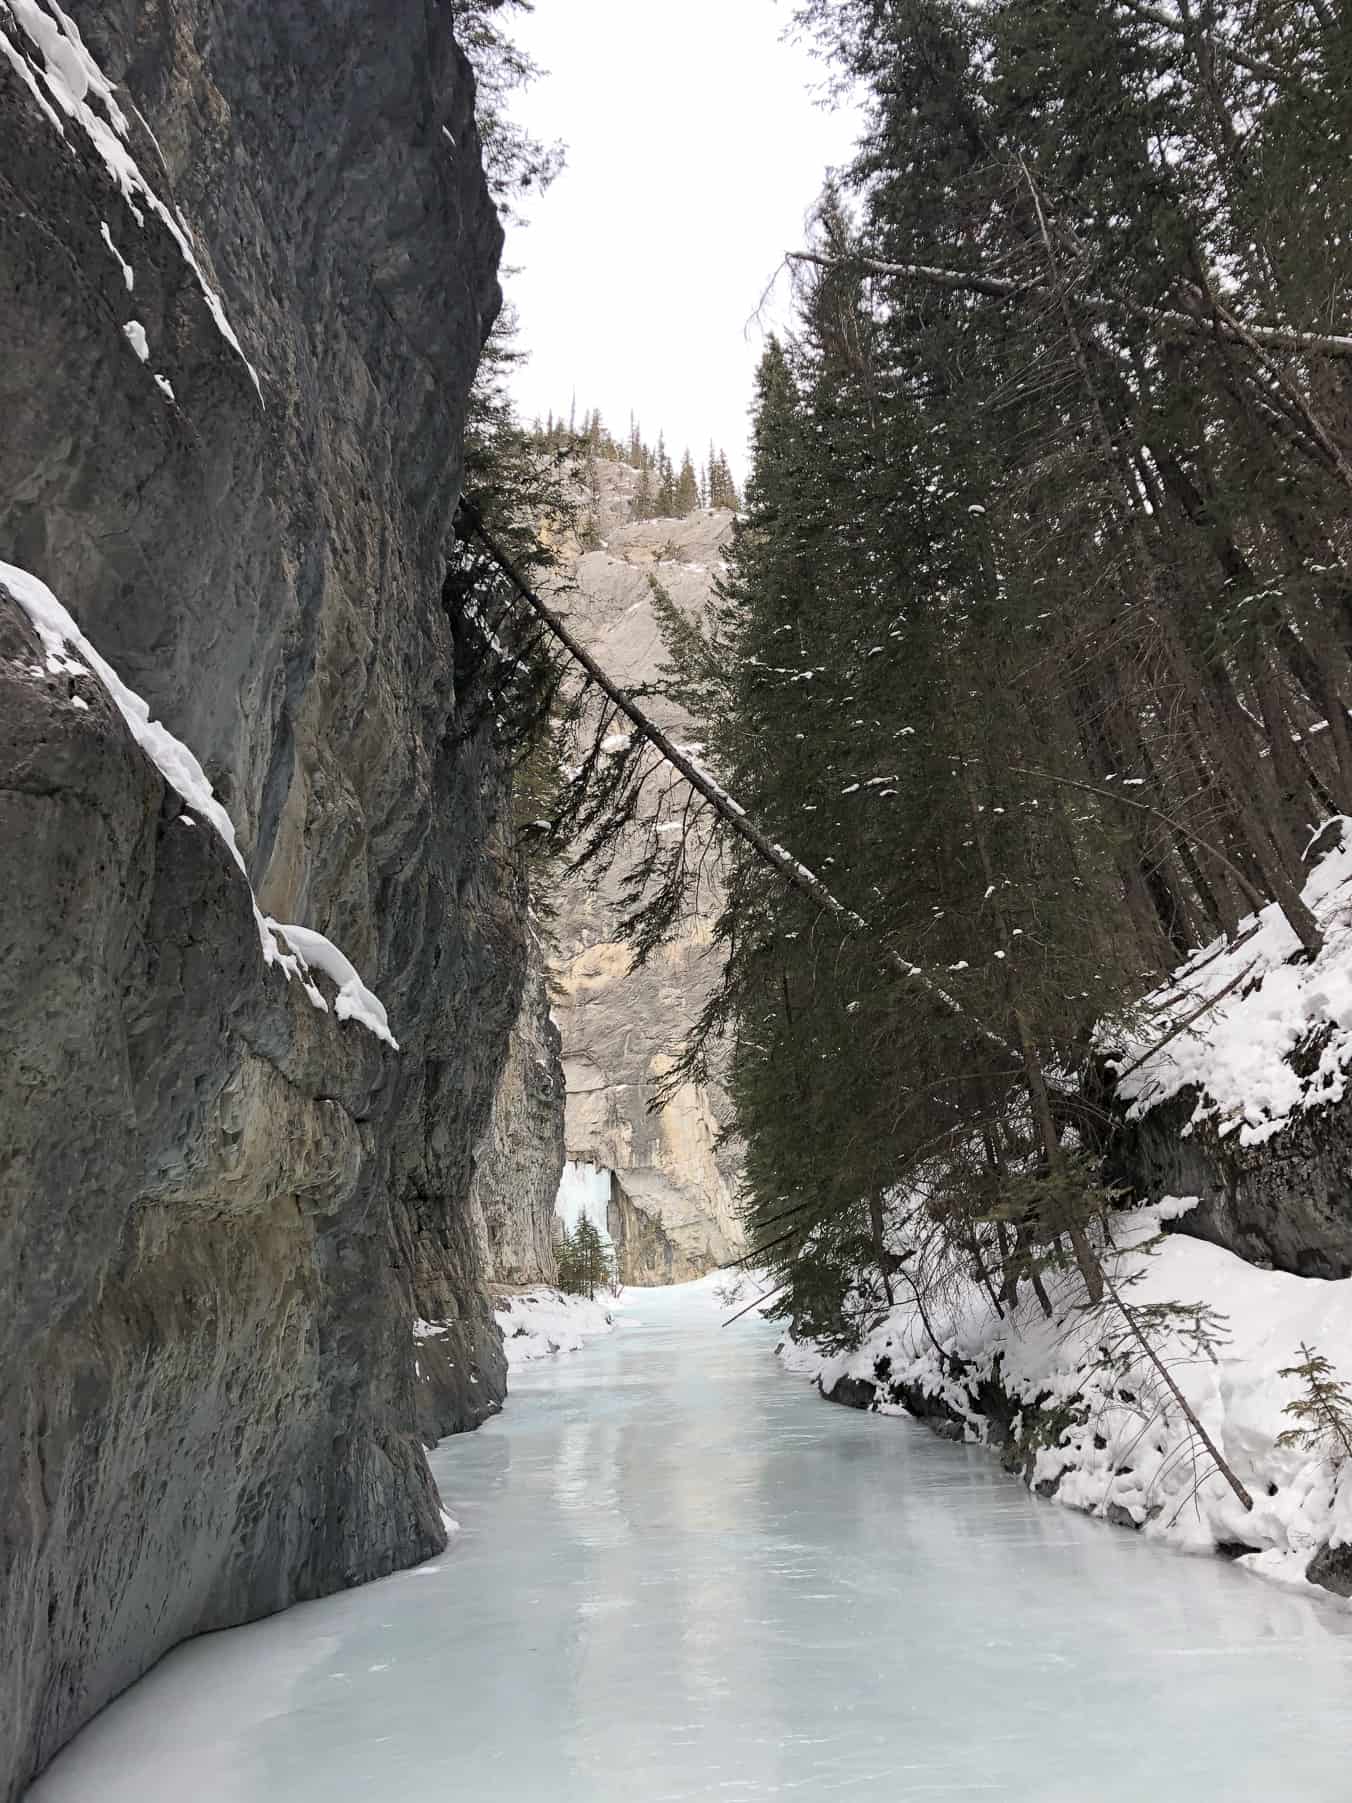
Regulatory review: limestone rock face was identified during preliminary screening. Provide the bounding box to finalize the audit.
[468,926,566,1291]
[0,6,521,1795]
[550,461,746,1283]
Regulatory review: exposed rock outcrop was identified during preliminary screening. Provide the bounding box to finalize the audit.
[1112,1090,1352,1279]
[0,5,519,1795]
[549,461,746,1282]
[468,923,566,1290]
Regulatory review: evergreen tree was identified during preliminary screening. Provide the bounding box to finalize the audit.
[653,434,677,517]
[573,1217,614,1299]
[555,1223,580,1295]
[631,458,655,522]
[675,449,700,517]
[641,0,1352,1341]
[1278,1345,1352,1465]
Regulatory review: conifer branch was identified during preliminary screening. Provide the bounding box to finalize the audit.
[455,498,1024,1063]
[1111,0,1304,91]
[1008,767,1270,911]
[784,251,1352,361]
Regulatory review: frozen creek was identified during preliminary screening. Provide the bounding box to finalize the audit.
[29,1281,1352,1802]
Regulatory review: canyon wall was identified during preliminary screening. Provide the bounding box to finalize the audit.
[468,924,566,1293]
[0,4,525,1794]
[549,461,746,1283]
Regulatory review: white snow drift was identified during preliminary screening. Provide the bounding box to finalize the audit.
[493,1288,616,1369]
[1108,823,1352,1146]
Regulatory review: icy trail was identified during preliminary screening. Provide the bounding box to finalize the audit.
[28,1280,1352,1802]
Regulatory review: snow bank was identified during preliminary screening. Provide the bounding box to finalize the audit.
[784,1207,1352,1603]
[1107,824,1352,1146]
[2,561,397,1048]
[494,1288,616,1368]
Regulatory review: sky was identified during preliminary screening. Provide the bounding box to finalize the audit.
[501,0,861,479]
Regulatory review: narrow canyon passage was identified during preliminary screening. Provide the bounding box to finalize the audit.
[30,1284,1352,1803]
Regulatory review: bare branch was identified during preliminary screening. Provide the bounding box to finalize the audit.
[1009,765,1270,910]
[785,251,1352,361]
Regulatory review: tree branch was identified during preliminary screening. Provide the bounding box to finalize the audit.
[457,499,1024,1062]
[785,251,1352,361]
[1008,766,1270,911]
[1113,0,1302,91]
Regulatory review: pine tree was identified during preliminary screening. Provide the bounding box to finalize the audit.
[555,1223,580,1295]
[631,458,655,522]
[675,449,700,517]
[706,449,739,512]
[569,1217,614,1300]
[657,0,1352,1345]
[653,433,676,517]
[1278,1345,1352,1465]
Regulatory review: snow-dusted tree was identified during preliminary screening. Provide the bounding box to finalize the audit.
[1278,1345,1352,1467]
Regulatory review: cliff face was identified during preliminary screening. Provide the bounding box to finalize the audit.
[1114,1093,1352,1279]
[550,460,746,1283]
[468,923,566,1291]
[0,5,517,1795]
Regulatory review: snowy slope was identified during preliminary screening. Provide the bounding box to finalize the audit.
[493,1288,617,1368]
[784,1203,1352,1603]
[1107,822,1352,1146]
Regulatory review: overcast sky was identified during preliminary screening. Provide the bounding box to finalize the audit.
[502,0,860,478]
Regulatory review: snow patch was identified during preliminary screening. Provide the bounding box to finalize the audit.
[1107,824,1352,1145]
[99,219,134,290]
[2,0,262,399]
[266,923,397,1049]
[122,319,148,361]
[494,1287,616,1369]
[0,561,397,1049]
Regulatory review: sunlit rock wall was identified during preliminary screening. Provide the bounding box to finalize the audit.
[549,461,745,1284]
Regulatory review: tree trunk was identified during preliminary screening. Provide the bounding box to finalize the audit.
[868,1191,894,1307]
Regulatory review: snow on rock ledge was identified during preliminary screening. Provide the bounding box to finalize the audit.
[1,0,262,400]
[1,561,397,1049]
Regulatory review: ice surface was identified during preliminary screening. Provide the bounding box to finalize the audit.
[28,1278,1352,1803]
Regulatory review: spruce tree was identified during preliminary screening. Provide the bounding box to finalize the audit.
[653,434,677,517]
[675,449,700,517]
